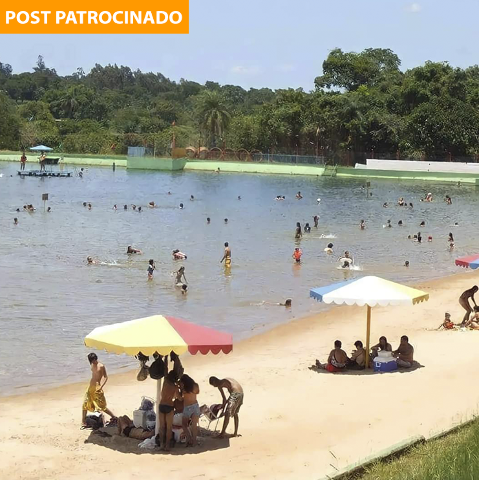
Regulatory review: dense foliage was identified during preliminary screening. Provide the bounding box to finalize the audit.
[1,50,479,159]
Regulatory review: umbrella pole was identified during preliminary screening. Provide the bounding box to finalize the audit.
[155,378,162,436]
[365,305,372,369]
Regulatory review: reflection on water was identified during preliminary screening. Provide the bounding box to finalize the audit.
[0,162,478,395]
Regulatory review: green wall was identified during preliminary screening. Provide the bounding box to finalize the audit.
[184,160,325,176]
[127,157,187,170]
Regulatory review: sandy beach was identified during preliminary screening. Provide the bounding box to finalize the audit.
[2,270,479,480]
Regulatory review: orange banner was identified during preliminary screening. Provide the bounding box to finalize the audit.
[1,0,189,33]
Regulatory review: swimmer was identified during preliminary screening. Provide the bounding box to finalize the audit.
[313,215,319,228]
[207,217,211,224]
[449,242,455,250]
[261,299,292,307]
[409,203,413,208]
[88,203,92,210]
[275,196,281,201]
[445,195,452,205]
[420,221,425,227]
[83,202,87,207]
[398,197,405,206]
[317,198,321,204]
[324,243,334,254]
[179,203,184,209]
[404,261,410,267]
[383,202,388,208]
[175,266,187,285]
[13,217,18,225]
[113,204,117,210]
[292,247,302,263]
[220,242,232,267]
[47,207,51,212]
[428,236,432,242]
[148,201,155,208]
[172,249,187,260]
[27,204,35,212]
[168,191,172,195]
[224,218,228,224]
[124,205,128,210]
[360,220,366,230]
[190,195,194,201]
[295,222,302,239]
[304,223,311,233]
[386,220,392,228]
[238,196,241,200]
[127,245,142,254]
[132,205,137,211]
[398,220,403,226]
[339,251,354,268]
[138,206,142,212]
[181,284,188,295]
[16,208,20,212]
[417,232,422,243]
[216,168,220,173]
[448,233,454,243]
[147,259,155,280]
[296,191,302,200]
[87,256,97,265]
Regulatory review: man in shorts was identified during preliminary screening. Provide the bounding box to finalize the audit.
[209,376,243,438]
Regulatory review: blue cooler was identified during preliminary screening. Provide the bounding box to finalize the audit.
[373,352,398,373]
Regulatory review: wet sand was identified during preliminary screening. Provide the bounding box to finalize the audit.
[1,270,479,480]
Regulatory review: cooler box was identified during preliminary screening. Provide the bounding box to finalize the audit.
[133,409,147,428]
[373,351,398,373]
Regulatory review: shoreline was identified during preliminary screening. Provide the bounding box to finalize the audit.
[1,268,474,401]
[2,269,479,479]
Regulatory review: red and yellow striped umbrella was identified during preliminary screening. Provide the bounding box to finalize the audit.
[85,314,232,357]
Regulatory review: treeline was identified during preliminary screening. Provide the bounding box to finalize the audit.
[1,49,479,159]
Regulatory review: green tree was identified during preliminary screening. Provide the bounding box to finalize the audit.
[194,91,231,146]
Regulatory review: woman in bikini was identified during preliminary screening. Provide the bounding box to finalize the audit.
[158,359,179,451]
[179,374,200,446]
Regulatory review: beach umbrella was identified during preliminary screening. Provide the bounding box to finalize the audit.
[85,314,232,434]
[30,145,53,151]
[310,276,429,368]
[455,254,479,270]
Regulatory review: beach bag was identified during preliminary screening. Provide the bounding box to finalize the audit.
[149,356,165,380]
[137,362,149,382]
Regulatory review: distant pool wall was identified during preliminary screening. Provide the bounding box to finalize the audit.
[183,160,325,176]
[336,166,479,184]
[127,157,187,171]
[0,152,127,168]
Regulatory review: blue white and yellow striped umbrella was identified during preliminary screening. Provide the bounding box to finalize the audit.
[310,276,429,367]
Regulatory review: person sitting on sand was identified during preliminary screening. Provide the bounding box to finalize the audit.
[459,286,478,324]
[209,376,244,438]
[82,353,116,428]
[117,415,155,440]
[370,336,392,360]
[179,374,200,446]
[393,335,414,368]
[347,340,366,370]
[127,245,142,254]
[438,312,455,330]
[315,340,349,372]
[465,307,479,330]
[172,249,187,260]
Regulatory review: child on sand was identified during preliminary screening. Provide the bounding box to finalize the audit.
[438,313,455,330]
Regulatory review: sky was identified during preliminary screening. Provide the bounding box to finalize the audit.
[1,0,479,91]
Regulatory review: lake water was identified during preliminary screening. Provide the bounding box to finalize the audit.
[1,161,478,395]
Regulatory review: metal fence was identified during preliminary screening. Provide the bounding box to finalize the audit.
[127,146,154,157]
[251,153,325,165]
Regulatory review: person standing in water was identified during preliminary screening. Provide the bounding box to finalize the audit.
[147,259,155,280]
[175,266,187,285]
[20,151,27,171]
[360,220,366,230]
[220,242,232,267]
[313,215,319,228]
[292,247,302,263]
[295,222,302,239]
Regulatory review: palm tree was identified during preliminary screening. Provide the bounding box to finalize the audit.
[195,91,231,146]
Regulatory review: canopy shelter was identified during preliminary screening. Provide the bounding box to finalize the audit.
[29,145,53,151]
[310,276,429,368]
[455,254,479,270]
[85,314,233,434]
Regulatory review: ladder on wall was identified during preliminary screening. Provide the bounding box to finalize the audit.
[322,164,337,177]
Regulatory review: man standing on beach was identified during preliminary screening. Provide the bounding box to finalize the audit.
[209,377,243,438]
[459,286,478,324]
[82,353,116,428]
[393,336,414,368]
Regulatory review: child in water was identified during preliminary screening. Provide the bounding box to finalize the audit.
[324,243,334,254]
[292,247,302,263]
[147,259,155,280]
